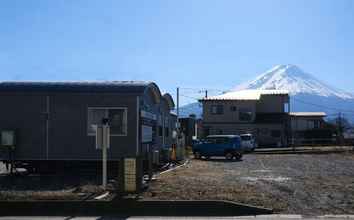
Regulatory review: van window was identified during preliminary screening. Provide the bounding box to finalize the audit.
[241,135,252,141]
[215,137,229,144]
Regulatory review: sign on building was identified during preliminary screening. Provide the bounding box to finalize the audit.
[141,125,153,143]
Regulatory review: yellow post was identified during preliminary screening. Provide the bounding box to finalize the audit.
[171,144,177,161]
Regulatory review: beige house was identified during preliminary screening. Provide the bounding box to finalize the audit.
[199,90,290,147]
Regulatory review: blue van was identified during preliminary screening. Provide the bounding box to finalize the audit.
[192,135,243,160]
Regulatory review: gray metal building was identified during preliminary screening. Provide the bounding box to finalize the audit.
[0,81,175,172]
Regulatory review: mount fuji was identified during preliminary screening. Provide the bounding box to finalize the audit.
[179,64,354,121]
[235,64,354,99]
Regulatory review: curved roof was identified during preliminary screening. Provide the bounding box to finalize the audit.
[162,93,175,110]
[0,81,161,95]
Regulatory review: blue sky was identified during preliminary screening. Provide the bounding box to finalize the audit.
[1,0,354,105]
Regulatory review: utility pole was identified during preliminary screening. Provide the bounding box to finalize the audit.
[338,112,343,146]
[177,87,179,119]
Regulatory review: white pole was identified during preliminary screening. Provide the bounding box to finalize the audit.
[103,142,107,189]
[102,125,109,189]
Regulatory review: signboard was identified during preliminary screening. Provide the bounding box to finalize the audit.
[141,125,153,143]
[95,125,110,149]
[141,110,157,121]
[1,130,15,147]
[124,158,137,192]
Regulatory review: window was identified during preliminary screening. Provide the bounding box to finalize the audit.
[211,105,224,115]
[87,107,127,136]
[240,135,252,141]
[271,130,281,138]
[230,106,237,112]
[239,108,253,121]
[215,137,228,144]
[313,120,320,129]
[307,120,314,129]
[207,137,228,144]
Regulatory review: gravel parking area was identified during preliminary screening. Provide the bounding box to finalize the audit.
[143,152,354,216]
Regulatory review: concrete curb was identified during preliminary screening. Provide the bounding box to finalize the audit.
[0,200,273,217]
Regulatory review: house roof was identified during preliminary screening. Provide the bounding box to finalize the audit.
[289,112,327,117]
[200,89,289,101]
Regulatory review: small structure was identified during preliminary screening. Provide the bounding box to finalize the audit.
[199,90,290,147]
[290,112,329,145]
[290,112,327,131]
[0,81,176,176]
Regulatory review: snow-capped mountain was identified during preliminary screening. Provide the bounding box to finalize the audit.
[234,64,354,99]
[179,64,354,120]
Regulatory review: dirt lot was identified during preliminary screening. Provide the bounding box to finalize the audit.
[0,162,108,200]
[143,152,354,216]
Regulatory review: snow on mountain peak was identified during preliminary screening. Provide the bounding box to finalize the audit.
[234,65,354,100]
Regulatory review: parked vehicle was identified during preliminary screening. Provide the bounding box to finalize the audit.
[192,135,243,160]
[240,134,257,152]
[191,139,202,147]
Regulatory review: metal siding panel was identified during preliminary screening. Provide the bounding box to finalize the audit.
[0,93,46,160]
[49,93,138,160]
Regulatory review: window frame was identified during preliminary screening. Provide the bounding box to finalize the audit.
[210,104,224,115]
[239,108,253,122]
[87,107,128,136]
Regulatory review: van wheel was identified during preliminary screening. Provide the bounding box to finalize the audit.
[225,152,233,160]
[194,151,201,159]
[235,153,243,160]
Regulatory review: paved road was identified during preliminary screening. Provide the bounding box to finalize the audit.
[1,215,354,219]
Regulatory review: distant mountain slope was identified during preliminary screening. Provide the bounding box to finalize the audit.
[179,64,354,120]
[234,64,354,99]
[178,102,202,118]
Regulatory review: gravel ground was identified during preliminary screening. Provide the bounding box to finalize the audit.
[143,152,354,216]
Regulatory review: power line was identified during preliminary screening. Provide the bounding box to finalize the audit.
[179,94,201,101]
[179,87,227,92]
